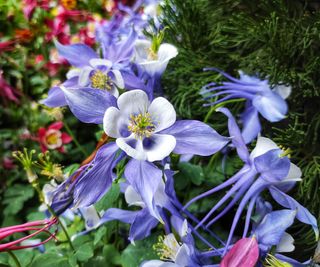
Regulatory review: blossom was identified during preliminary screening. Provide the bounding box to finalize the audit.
[133,39,178,77]
[38,121,72,153]
[201,69,291,143]
[220,237,259,267]
[103,90,228,162]
[184,108,317,253]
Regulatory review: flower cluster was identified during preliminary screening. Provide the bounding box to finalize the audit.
[0,1,318,267]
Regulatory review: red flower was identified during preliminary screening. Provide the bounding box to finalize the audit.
[38,121,72,153]
[14,29,34,43]
[2,157,16,170]
[0,40,15,54]
[0,218,58,251]
[0,70,21,104]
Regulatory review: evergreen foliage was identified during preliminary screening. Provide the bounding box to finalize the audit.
[162,0,320,249]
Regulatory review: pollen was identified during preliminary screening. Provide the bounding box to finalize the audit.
[152,235,181,261]
[128,112,156,139]
[279,145,292,158]
[90,70,113,91]
[147,47,158,60]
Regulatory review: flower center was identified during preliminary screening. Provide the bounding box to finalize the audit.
[90,70,113,91]
[147,48,158,60]
[46,132,60,145]
[278,145,292,158]
[128,112,156,139]
[153,235,180,262]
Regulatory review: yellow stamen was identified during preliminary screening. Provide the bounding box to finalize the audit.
[264,254,293,267]
[153,234,181,261]
[279,146,292,158]
[90,70,113,91]
[61,0,77,10]
[128,112,156,139]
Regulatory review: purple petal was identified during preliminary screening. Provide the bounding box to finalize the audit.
[55,40,98,68]
[254,210,296,249]
[129,208,159,243]
[61,87,117,124]
[73,143,120,207]
[252,91,288,122]
[218,107,250,162]
[100,208,139,224]
[161,120,229,156]
[254,149,291,182]
[41,86,67,107]
[269,186,319,239]
[124,159,163,221]
[241,105,261,144]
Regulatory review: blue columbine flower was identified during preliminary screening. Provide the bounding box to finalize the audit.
[201,69,291,143]
[184,108,318,253]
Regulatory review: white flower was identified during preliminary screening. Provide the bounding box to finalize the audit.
[250,136,302,183]
[103,90,177,161]
[133,40,178,76]
[140,234,190,267]
[66,58,124,98]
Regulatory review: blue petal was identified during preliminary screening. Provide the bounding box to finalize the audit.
[124,159,163,221]
[218,107,250,162]
[61,87,117,124]
[241,104,261,144]
[73,143,120,207]
[254,209,296,249]
[275,254,310,267]
[54,40,98,68]
[252,91,288,122]
[254,149,291,182]
[100,208,139,224]
[269,186,319,239]
[160,120,229,156]
[41,86,67,107]
[129,208,159,243]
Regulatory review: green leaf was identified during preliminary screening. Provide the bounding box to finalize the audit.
[176,162,204,186]
[75,243,94,262]
[30,253,70,267]
[3,184,35,216]
[8,250,34,267]
[93,226,107,246]
[121,235,159,267]
[95,183,120,211]
[103,244,121,265]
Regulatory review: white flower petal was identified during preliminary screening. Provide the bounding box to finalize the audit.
[144,134,176,162]
[133,39,151,61]
[103,107,129,138]
[276,232,295,253]
[175,244,190,266]
[140,260,178,267]
[89,58,112,68]
[124,185,145,207]
[117,90,150,116]
[66,68,81,79]
[111,69,124,89]
[78,66,93,86]
[109,86,119,98]
[157,43,178,62]
[250,136,279,159]
[282,163,302,182]
[148,97,176,132]
[116,134,147,160]
[154,180,168,208]
[80,206,100,230]
[273,85,292,99]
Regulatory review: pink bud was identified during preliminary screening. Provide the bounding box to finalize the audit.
[220,237,259,267]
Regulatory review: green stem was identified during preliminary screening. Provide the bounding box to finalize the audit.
[7,251,21,267]
[63,120,88,157]
[46,205,76,252]
[204,98,246,123]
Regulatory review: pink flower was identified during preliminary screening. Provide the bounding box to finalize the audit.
[38,121,72,153]
[0,70,21,104]
[220,237,259,267]
[0,218,58,251]
[2,157,16,170]
[0,41,15,53]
